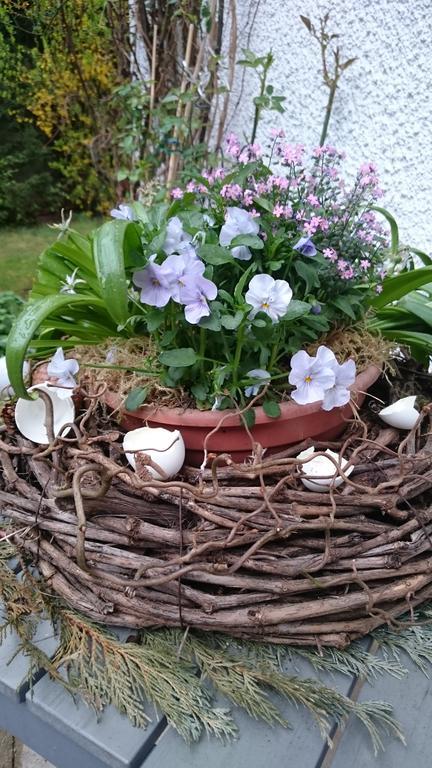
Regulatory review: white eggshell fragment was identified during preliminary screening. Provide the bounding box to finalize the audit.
[14,384,75,445]
[123,426,185,480]
[0,356,30,398]
[379,396,419,430]
[297,446,353,492]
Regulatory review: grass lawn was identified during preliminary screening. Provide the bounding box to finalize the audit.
[0,214,101,296]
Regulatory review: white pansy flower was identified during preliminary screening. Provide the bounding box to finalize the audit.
[219,207,260,261]
[288,346,336,405]
[163,216,193,255]
[322,358,356,411]
[245,274,293,323]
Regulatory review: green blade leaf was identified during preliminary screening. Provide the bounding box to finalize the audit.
[93,220,130,326]
[159,348,198,367]
[372,266,432,309]
[6,294,104,399]
[371,206,399,256]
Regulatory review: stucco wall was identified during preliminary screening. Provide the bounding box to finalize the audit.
[227,0,431,251]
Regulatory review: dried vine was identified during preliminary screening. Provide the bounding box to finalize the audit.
[1,393,432,647]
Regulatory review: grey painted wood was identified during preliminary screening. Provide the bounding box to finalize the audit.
[25,675,166,768]
[141,656,358,768]
[331,651,430,767]
[0,619,58,700]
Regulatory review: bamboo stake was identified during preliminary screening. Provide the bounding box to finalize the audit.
[166,23,195,188]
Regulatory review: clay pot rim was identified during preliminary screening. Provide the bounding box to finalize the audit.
[114,364,381,428]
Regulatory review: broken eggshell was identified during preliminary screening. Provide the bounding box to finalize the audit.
[0,356,29,398]
[379,395,419,430]
[296,446,353,492]
[123,426,185,480]
[14,383,75,445]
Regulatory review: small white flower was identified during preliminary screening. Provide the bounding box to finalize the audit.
[110,204,136,221]
[219,207,260,261]
[163,216,193,255]
[47,348,79,394]
[322,358,356,411]
[244,369,271,398]
[60,268,86,294]
[289,346,336,405]
[245,274,293,323]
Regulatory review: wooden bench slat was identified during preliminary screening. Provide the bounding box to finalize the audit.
[140,656,358,768]
[330,650,432,767]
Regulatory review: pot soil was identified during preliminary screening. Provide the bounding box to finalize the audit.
[106,364,381,466]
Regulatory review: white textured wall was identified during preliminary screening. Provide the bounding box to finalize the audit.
[227,0,431,251]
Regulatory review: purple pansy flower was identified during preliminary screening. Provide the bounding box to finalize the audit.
[133,257,172,308]
[293,236,317,257]
[288,346,336,405]
[322,358,356,411]
[180,275,218,324]
[164,251,204,303]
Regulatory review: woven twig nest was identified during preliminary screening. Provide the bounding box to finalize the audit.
[1,395,432,649]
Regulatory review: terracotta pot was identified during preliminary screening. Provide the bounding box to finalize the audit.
[106,364,381,467]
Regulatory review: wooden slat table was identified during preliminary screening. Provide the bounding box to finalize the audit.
[0,607,424,768]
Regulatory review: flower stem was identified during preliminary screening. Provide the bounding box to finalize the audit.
[232,322,245,385]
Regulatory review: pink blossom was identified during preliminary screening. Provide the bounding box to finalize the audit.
[319,217,329,232]
[225,133,241,158]
[254,182,267,195]
[337,259,348,271]
[280,143,304,165]
[341,266,355,280]
[307,194,320,207]
[170,187,184,199]
[273,203,285,218]
[303,216,321,236]
[359,162,377,176]
[270,128,285,139]
[376,284,383,294]
[186,181,196,193]
[220,183,243,201]
[323,248,338,263]
[360,259,371,270]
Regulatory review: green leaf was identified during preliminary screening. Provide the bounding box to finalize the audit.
[199,244,234,265]
[242,409,256,428]
[410,247,432,266]
[254,196,274,213]
[191,382,209,401]
[159,348,198,367]
[230,234,264,250]
[220,311,244,330]
[372,266,432,309]
[199,312,221,331]
[263,400,281,418]
[371,206,399,257]
[125,387,148,411]
[146,309,165,332]
[6,294,104,399]
[234,264,256,304]
[93,220,129,326]
[282,300,311,322]
[294,261,319,294]
[332,296,357,320]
